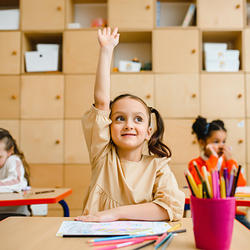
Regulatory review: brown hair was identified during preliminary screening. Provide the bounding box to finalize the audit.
[110,94,171,158]
[0,128,30,183]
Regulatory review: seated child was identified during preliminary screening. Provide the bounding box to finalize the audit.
[75,27,185,222]
[0,128,31,220]
[188,116,249,229]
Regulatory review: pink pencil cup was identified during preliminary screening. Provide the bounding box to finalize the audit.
[191,195,236,250]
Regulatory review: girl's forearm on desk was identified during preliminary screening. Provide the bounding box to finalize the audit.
[115,202,170,221]
[75,202,170,222]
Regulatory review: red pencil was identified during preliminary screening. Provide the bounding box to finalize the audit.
[91,236,158,246]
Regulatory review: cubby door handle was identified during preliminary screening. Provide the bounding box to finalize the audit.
[238,139,243,144]
[57,6,62,11]
[55,140,60,144]
[145,5,151,10]
[191,49,196,54]
[237,93,242,99]
[146,94,151,99]
[55,95,61,100]
[12,50,17,56]
[192,140,196,145]
[11,95,17,100]
[235,4,240,9]
[191,93,196,98]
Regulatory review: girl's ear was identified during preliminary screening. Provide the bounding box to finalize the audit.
[146,126,152,141]
[7,146,14,157]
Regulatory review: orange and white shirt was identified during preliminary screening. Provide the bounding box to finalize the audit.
[188,154,246,186]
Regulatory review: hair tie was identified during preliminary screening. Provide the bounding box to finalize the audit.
[204,123,210,135]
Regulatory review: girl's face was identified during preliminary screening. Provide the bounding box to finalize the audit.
[202,130,227,157]
[110,97,152,152]
[0,141,11,168]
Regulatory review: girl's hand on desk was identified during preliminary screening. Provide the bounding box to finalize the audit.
[75,210,119,222]
[98,27,119,50]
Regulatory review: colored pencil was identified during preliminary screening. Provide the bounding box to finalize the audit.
[155,233,173,249]
[162,233,174,250]
[223,168,228,196]
[211,170,217,198]
[186,170,200,197]
[202,166,212,198]
[95,239,145,250]
[132,240,156,250]
[220,176,226,198]
[91,236,158,246]
[231,165,242,196]
[185,174,195,196]
[227,168,235,197]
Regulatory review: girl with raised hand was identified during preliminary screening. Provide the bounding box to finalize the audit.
[75,27,185,222]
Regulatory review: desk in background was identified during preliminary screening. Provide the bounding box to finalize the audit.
[0,217,248,250]
[0,188,72,217]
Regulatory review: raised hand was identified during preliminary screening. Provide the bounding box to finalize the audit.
[98,27,119,49]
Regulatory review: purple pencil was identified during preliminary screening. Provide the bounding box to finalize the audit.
[227,169,235,197]
[223,168,228,197]
[211,171,217,199]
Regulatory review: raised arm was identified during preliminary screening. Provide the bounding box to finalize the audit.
[94,27,119,111]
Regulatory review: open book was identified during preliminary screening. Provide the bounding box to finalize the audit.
[56,220,171,237]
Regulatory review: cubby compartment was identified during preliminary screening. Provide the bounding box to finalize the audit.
[22,32,63,73]
[113,31,152,72]
[156,0,196,27]
[66,0,107,29]
[0,0,19,30]
[202,31,242,72]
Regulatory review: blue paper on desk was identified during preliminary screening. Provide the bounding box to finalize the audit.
[56,220,171,237]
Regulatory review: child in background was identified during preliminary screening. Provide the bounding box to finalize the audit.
[188,116,249,228]
[75,27,185,222]
[0,128,31,220]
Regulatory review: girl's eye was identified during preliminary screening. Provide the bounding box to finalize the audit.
[116,116,125,121]
[135,116,143,122]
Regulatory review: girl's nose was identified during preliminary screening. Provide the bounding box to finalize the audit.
[124,120,133,130]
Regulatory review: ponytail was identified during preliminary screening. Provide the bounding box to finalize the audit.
[148,108,171,158]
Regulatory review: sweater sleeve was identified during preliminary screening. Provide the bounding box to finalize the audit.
[152,161,185,221]
[82,105,112,167]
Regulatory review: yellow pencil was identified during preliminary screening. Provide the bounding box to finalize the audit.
[167,223,181,232]
[202,166,212,198]
[220,176,226,198]
[198,184,203,198]
[186,170,200,198]
[208,172,213,198]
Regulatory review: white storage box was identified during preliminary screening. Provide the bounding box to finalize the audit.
[36,44,59,53]
[205,50,239,61]
[25,44,59,72]
[0,9,19,30]
[25,51,58,72]
[203,43,227,52]
[205,59,240,72]
[118,60,141,72]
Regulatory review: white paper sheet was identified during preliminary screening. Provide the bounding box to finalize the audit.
[56,220,171,237]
